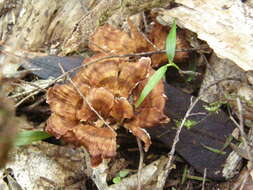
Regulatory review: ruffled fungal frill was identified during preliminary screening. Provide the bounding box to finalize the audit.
[89,21,190,68]
[46,56,169,166]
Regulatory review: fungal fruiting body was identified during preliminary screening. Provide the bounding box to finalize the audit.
[46,56,169,166]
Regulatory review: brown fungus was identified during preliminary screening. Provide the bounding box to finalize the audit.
[46,57,169,166]
[89,21,190,67]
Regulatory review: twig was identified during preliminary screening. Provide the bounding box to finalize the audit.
[142,12,148,33]
[188,112,207,117]
[239,172,249,190]
[14,90,39,107]
[50,47,201,81]
[179,70,201,76]
[136,24,160,51]
[229,98,253,190]
[15,79,47,92]
[10,88,38,99]
[165,95,201,178]
[82,147,109,190]
[201,168,207,190]
[8,49,235,110]
[26,95,46,110]
[12,48,200,95]
[57,63,114,131]
[11,79,54,106]
[136,137,144,190]
[231,169,250,190]
[229,100,253,163]
[89,41,111,54]
[236,98,253,163]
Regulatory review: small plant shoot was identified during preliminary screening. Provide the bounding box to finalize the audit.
[166,20,177,62]
[135,64,168,107]
[112,169,130,184]
[201,143,226,155]
[136,19,178,107]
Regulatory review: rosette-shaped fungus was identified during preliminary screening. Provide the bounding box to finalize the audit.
[89,21,190,68]
[46,56,169,166]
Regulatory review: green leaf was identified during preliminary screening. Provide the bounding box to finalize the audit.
[135,20,179,108]
[112,176,121,184]
[14,130,52,146]
[166,19,177,62]
[118,169,130,178]
[201,143,226,155]
[187,175,211,182]
[181,165,188,184]
[135,64,168,107]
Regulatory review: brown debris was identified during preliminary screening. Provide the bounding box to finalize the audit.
[46,57,169,166]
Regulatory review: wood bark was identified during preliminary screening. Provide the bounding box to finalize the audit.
[155,0,253,71]
[0,0,171,70]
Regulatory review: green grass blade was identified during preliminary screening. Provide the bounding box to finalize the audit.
[181,165,188,184]
[187,175,211,182]
[135,64,168,107]
[14,130,52,146]
[166,20,177,62]
[201,143,226,155]
[135,20,178,108]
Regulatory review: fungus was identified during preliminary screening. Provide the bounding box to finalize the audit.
[46,57,169,166]
[89,21,190,67]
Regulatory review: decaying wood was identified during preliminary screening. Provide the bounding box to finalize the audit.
[155,0,253,71]
[0,0,171,70]
[0,0,87,77]
[0,142,86,190]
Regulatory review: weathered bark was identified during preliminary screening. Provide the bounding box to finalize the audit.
[0,0,87,77]
[155,0,253,71]
[0,0,171,67]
